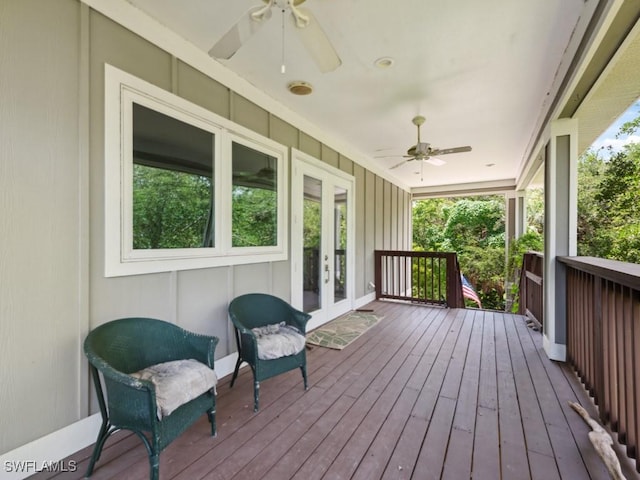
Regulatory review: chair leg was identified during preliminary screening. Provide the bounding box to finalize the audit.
[149,453,160,480]
[129,431,158,480]
[300,365,308,390]
[230,356,243,388]
[253,380,260,412]
[85,421,115,477]
[207,407,217,437]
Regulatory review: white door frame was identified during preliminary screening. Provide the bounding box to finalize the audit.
[290,148,355,331]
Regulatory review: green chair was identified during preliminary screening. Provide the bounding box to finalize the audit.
[83,317,219,480]
[228,293,311,411]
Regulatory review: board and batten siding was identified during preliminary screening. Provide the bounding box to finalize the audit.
[0,0,411,457]
[0,0,86,454]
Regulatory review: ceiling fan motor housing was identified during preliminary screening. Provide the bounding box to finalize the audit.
[407,142,431,157]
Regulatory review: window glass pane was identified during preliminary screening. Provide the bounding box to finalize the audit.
[132,103,214,249]
[231,142,278,247]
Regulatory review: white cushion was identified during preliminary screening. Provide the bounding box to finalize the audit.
[252,322,306,360]
[131,358,217,419]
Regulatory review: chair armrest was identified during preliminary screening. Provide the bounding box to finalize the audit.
[237,329,259,361]
[288,307,312,334]
[181,332,219,369]
[86,348,159,428]
[85,347,154,391]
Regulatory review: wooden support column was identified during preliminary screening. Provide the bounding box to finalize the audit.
[543,118,578,361]
[515,190,527,239]
[505,191,517,247]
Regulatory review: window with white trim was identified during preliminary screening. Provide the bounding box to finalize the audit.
[105,65,288,277]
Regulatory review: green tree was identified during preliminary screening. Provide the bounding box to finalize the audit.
[413,196,506,310]
[232,186,277,247]
[440,197,504,252]
[133,165,212,249]
[526,188,544,234]
[578,140,640,262]
[412,198,449,251]
[577,149,607,257]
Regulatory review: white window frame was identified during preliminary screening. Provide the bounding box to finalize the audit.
[104,64,288,277]
[226,131,287,256]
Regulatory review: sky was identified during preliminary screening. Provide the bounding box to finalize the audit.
[589,99,640,155]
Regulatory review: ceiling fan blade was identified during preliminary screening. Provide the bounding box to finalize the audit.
[390,159,411,170]
[425,157,446,166]
[291,7,341,73]
[374,154,414,159]
[430,146,472,156]
[208,6,273,59]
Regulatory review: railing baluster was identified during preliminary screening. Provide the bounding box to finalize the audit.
[624,286,635,456]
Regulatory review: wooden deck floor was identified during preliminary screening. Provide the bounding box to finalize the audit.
[32,301,638,480]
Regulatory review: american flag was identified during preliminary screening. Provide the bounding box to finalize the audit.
[461,274,482,308]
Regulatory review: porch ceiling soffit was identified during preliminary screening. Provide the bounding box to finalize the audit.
[574,16,640,153]
[516,0,640,188]
[411,178,516,200]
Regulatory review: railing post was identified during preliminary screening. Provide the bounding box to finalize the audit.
[445,253,463,308]
[374,250,382,300]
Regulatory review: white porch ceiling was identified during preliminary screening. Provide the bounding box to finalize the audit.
[126,0,597,190]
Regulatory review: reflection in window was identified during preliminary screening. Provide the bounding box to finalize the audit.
[231,142,277,247]
[132,103,214,249]
[334,186,347,302]
[303,176,322,313]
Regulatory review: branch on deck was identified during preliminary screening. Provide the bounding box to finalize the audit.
[568,401,626,480]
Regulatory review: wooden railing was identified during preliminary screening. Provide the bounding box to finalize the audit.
[559,256,640,471]
[374,250,464,308]
[518,251,544,329]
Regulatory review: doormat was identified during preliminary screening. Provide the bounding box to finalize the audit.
[306,311,383,350]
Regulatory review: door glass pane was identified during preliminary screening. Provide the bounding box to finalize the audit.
[334,185,347,303]
[303,176,322,313]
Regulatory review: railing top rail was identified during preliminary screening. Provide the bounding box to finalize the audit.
[558,256,640,290]
[375,250,457,259]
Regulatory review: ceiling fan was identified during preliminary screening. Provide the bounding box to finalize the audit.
[208,0,341,73]
[389,115,472,171]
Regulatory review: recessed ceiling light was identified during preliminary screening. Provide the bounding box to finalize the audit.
[374,57,395,69]
[287,81,313,95]
[485,163,495,167]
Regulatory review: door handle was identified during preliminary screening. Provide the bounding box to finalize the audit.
[324,264,330,284]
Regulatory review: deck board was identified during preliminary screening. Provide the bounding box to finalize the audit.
[32,301,640,480]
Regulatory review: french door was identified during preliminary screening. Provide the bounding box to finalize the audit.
[291,149,354,331]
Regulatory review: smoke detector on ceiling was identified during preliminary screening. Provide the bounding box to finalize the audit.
[288,81,313,95]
